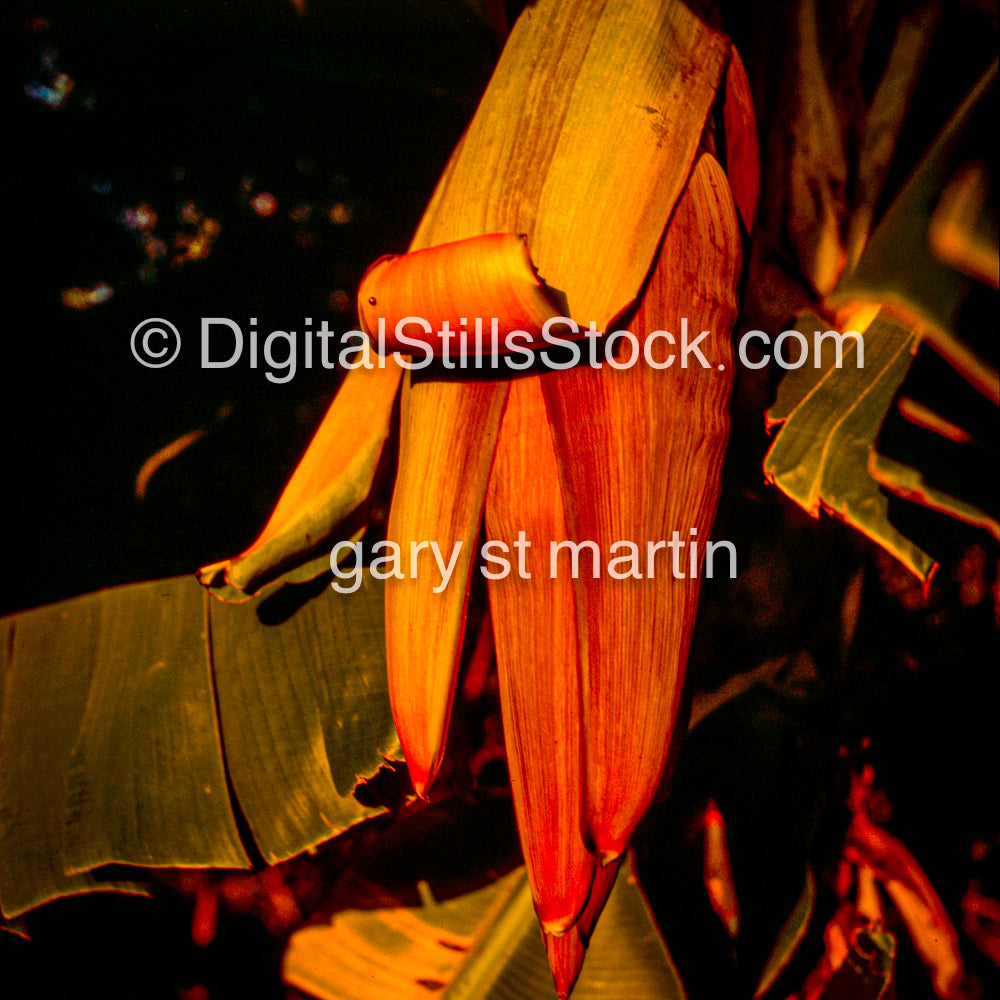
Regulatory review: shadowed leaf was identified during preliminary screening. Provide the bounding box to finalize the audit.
[283,855,686,1000]
[829,59,998,404]
[753,867,816,999]
[928,159,999,290]
[843,1,941,272]
[775,0,849,296]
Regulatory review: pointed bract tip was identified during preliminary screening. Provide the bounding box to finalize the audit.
[405,758,434,802]
[543,926,585,1000]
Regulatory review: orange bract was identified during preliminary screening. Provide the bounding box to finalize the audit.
[486,375,596,935]
[358,234,566,355]
[386,374,509,797]
[541,152,741,863]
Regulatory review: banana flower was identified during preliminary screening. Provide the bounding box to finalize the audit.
[201,1,757,993]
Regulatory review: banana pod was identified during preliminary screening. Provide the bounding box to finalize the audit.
[541,152,743,863]
[485,375,596,936]
[385,374,510,797]
[200,3,755,994]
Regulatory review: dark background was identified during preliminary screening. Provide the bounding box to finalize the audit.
[4,0,503,617]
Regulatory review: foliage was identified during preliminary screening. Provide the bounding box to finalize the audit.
[0,574,397,918]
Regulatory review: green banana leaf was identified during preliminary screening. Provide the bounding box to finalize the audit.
[763,309,935,580]
[283,855,687,1000]
[0,571,399,919]
[844,1,940,272]
[210,571,400,864]
[0,593,155,918]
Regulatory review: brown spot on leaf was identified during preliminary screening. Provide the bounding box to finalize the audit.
[415,979,446,991]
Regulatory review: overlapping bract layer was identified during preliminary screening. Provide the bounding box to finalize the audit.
[367,149,742,996]
[386,374,509,797]
[541,152,741,863]
[485,375,595,936]
[376,0,731,818]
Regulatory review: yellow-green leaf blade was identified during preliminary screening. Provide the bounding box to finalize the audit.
[764,310,935,580]
[210,571,400,864]
[283,855,687,1000]
[63,578,249,873]
[200,363,402,601]
[0,595,151,918]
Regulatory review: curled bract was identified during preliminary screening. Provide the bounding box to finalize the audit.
[358,233,569,356]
